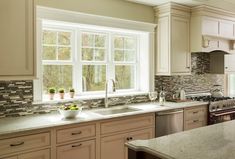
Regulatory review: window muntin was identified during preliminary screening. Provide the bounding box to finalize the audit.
[41,23,140,99]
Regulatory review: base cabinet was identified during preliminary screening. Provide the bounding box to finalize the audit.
[57,140,95,159]
[101,128,154,159]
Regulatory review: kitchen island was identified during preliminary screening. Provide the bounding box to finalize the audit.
[126,120,235,159]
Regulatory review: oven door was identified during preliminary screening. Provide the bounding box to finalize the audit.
[209,109,235,124]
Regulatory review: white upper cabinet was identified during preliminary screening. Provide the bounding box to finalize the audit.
[225,54,235,72]
[191,5,235,53]
[0,0,36,80]
[155,3,191,75]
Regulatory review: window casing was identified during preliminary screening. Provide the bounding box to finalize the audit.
[40,21,142,100]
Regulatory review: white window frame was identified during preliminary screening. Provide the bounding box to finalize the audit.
[34,7,156,102]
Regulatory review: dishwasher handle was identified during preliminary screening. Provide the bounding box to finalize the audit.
[156,110,183,116]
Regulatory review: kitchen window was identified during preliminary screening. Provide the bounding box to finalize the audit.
[228,74,235,97]
[36,21,147,101]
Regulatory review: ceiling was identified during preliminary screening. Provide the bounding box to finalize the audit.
[127,0,235,7]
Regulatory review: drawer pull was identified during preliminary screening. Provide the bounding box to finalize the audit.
[10,141,24,147]
[193,120,199,123]
[126,137,133,141]
[71,131,82,135]
[193,111,199,114]
[71,143,82,148]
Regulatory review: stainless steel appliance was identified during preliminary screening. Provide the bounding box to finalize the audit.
[188,93,235,124]
[155,109,184,137]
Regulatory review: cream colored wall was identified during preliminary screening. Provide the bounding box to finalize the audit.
[36,0,155,23]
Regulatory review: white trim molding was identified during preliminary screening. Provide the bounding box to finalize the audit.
[37,6,157,33]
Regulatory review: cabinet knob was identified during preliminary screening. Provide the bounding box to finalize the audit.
[186,67,190,69]
[225,67,228,69]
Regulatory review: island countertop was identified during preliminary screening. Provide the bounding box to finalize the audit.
[126,120,235,159]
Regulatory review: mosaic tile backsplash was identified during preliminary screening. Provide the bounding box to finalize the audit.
[0,80,149,118]
[155,53,225,99]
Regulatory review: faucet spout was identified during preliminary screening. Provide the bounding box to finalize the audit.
[105,79,116,108]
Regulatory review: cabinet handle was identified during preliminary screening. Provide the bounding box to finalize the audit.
[193,111,199,114]
[71,131,82,135]
[126,137,130,141]
[72,143,82,148]
[129,137,133,140]
[193,120,199,123]
[186,67,190,69]
[10,141,24,147]
[225,67,228,69]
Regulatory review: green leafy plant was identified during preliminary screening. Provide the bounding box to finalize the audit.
[48,87,56,94]
[58,88,65,93]
[69,88,75,92]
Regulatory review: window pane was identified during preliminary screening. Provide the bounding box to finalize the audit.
[124,50,136,62]
[58,32,71,45]
[43,46,56,60]
[94,49,105,61]
[114,50,124,61]
[82,48,93,61]
[115,65,135,89]
[43,30,56,44]
[82,33,93,47]
[43,65,72,93]
[124,38,135,49]
[95,35,106,47]
[82,65,106,91]
[114,37,124,48]
[58,47,71,60]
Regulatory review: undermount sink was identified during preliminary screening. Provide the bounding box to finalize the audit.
[94,107,140,116]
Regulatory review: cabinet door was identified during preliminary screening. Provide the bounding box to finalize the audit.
[225,54,235,72]
[156,15,170,75]
[18,149,50,159]
[220,20,234,38]
[101,128,154,159]
[57,140,95,159]
[171,16,190,74]
[0,0,35,78]
[202,17,219,36]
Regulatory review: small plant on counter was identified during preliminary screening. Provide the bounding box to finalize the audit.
[69,88,75,98]
[58,88,65,99]
[48,87,56,100]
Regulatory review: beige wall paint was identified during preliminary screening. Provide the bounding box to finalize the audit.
[36,0,155,23]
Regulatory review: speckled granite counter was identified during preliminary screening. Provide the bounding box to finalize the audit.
[0,101,208,136]
[126,120,235,159]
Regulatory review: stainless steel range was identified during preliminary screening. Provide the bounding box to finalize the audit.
[188,93,235,125]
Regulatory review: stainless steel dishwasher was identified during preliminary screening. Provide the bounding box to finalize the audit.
[155,109,184,137]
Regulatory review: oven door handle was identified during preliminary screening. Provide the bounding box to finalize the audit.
[211,110,235,117]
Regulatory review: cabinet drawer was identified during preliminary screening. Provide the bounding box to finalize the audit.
[0,132,50,156]
[57,140,95,159]
[184,119,207,131]
[101,114,154,135]
[57,124,96,143]
[184,106,207,121]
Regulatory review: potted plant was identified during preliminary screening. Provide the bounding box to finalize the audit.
[58,88,65,99]
[48,87,56,100]
[69,88,75,98]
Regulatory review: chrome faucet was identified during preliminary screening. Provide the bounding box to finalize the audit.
[105,79,116,108]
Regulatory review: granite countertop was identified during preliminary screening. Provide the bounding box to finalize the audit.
[126,120,235,159]
[0,101,208,136]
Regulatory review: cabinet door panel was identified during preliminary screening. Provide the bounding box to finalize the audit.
[101,133,127,159]
[202,17,219,36]
[0,0,34,77]
[171,16,190,74]
[220,20,234,38]
[157,16,170,74]
[225,54,235,72]
[18,149,50,159]
[57,140,95,159]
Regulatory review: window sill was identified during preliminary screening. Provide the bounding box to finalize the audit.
[33,91,148,105]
